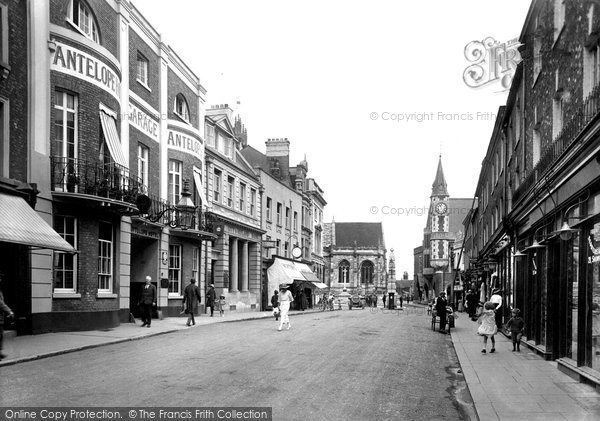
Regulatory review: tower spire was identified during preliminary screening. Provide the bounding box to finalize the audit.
[431,156,448,197]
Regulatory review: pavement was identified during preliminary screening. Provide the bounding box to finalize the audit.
[2,304,600,421]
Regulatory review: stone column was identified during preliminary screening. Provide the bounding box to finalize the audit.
[230,237,239,292]
[241,241,249,291]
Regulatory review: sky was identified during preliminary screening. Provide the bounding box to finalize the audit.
[133,0,532,277]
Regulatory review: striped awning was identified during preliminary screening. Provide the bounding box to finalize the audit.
[99,110,128,168]
[0,193,77,253]
[193,169,208,209]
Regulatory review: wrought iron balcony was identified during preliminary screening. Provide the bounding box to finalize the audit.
[50,156,143,205]
[138,191,216,235]
[513,84,600,204]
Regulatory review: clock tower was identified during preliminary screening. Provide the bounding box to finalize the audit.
[429,156,450,295]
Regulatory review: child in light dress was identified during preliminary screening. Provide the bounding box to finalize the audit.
[219,295,226,317]
[477,301,498,353]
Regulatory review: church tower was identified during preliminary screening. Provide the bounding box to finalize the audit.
[429,156,450,295]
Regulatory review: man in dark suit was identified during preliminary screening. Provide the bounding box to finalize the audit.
[435,292,448,333]
[139,275,156,327]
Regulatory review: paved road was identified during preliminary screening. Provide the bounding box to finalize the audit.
[1,308,473,420]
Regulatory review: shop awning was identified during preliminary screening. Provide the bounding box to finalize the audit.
[267,257,305,286]
[193,169,209,209]
[267,257,324,287]
[100,110,128,168]
[0,193,77,253]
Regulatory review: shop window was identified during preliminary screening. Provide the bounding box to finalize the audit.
[98,222,113,292]
[68,0,100,43]
[174,94,190,123]
[53,216,78,293]
[169,244,182,296]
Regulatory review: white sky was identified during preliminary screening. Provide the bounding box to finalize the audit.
[133,0,532,276]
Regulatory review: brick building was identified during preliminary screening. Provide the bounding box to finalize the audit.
[241,138,326,309]
[463,0,600,388]
[0,0,215,334]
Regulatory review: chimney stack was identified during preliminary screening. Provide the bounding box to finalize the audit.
[265,138,290,180]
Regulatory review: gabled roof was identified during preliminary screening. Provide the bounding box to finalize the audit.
[240,145,270,172]
[206,114,235,137]
[334,222,384,248]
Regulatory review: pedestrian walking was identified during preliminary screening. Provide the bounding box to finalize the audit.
[219,295,226,317]
[505,308,525,352]
[490,288,503,330]
[382,294,386,308]
[466,289,478,320]
[399,295,403,308]
[271,290,280,320]
[183,279,202,326]
[139,275,156,328]
[277,284,294,331]
[373,294,378,308]
[477,301,498,353]
[0,272,15,360]
[206,283,216,317]
[435,292,448,333]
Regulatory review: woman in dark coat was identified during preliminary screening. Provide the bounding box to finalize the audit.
[183,279,202,326]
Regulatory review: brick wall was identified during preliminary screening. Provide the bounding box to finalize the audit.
[50,0,119,58]
[0,0,28,182]
[167,68,200,129]
[128,28,160,107]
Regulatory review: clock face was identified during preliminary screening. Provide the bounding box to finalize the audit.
[435,202,447,215]
[292,246,302,259]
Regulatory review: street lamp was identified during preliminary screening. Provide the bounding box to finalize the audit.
[551,193,590,241]
[141,179,197,230]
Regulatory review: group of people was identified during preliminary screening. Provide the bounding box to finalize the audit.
[433,287,526,353]
[138,276,227,329]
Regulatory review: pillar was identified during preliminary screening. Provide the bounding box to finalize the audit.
[230,237,238,292]
[241,241,249,291]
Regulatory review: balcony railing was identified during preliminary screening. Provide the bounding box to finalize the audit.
[50,156,143,205]
[513,84,600,204]
[142,193,216,233]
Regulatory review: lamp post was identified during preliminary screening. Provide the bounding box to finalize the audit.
[141,179,198,230]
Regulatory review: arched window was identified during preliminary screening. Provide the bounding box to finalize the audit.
[69,0,100,43]
[175,94,190,122]
[338,260,350,284]
[361,260,374,284]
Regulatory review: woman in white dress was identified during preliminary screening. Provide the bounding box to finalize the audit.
[278,284,294,331]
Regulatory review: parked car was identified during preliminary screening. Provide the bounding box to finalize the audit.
[348,294,365,310]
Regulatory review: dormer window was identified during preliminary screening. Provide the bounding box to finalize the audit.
[175,94,190,122]
[69,0,99,43]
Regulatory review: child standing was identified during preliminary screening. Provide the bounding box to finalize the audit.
[505,308,525,352]
[477,301,498,353]
[219,295,226,317]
